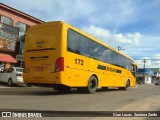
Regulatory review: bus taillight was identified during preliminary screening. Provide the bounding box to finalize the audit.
[55,57,64,72]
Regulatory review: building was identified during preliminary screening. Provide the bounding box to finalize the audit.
[147,68,160,79]
[136,68,157,84]
[0,3,44,71]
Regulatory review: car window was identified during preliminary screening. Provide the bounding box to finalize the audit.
[7,68,13,73]
[3,69,8,73]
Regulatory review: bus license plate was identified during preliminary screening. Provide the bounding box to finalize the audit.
[36,67,43,71]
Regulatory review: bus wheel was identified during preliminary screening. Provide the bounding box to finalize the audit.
[87,76,98,94]
[119,80,130,90]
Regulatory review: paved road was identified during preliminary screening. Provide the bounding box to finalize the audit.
[0,83,159,119]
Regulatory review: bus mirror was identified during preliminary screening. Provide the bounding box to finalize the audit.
[135,66,138,71]
[133,65,138,72]
[132,62,138,72]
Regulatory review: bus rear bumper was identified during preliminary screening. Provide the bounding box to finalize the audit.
[23,72,63,85]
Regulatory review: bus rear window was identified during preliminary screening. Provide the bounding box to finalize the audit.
[25,26,60,51]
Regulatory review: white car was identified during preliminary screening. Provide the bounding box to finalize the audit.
[0,67,24,86]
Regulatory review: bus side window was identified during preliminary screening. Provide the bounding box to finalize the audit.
[67,29,80,54]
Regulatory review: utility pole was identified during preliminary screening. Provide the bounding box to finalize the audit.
[118,46,125,51]
[143,59,147,84]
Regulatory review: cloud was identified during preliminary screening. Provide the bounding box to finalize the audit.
[0,0,142,28]
[1,0,96,25]
[135,54,160,68]
[88,0,139,28]
[2,0,160,33]
[82,25,141,45]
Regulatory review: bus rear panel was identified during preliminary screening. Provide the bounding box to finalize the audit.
[24,22,65,86]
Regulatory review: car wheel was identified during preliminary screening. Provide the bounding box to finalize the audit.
[8,79,13,87]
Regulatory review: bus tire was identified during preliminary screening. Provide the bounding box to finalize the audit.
[119,80,130,90]
[87,76,98,94]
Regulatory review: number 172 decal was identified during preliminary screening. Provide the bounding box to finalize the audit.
[75,58,84,65]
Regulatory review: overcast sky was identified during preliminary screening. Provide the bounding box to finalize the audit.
[1,0,160,68]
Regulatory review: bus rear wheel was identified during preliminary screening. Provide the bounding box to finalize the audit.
[87,76,98,94]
